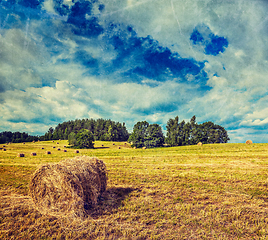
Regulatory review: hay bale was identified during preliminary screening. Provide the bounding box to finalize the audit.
[134,147,137,149]
[246,140,253,144]
[29,156,107,217]
[142,147,147,149]
[3,145,5,147]
[18,153,25,157]
[64,146,66,148]
[23,142,25,144]
[57,148,61,151]
[41,147,44,149]
[2,148,6,151]
[57,142,59,144]
[31,152,37,156]
[63,150,67,152]
[75,150,79,153]
[197,142,202,146]
[32,141,35,143]
[53,146,56,148]
[118,147,121,149]
[46,151,51,155]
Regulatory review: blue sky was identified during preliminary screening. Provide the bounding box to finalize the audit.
[0,0,268,143]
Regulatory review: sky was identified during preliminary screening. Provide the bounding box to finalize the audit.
[0,0,268,143]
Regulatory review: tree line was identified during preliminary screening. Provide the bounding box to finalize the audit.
[0,131,39,144]
[0,116,229,148]
[40,118,129,142]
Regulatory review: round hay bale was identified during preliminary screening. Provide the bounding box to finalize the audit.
[41,147,44,149]
[197,142,202,146]
[32,141,35,143]
[23,142,25,144]
[64,146,66,148]
[57,148,61,151]
[31,152,37,156]
[142,147,147,149]
[63,150,67,152]
[75,150,79,153]
[46,151,51,155]
[2,148,6,151]
[57,142,59,144]
[18,153,25,157]
[29,156,107,217]
[134,147,137,149]
[53,146,56,148]
[118,147,121,149]
[3,145,5,147]
[246,140,253,145]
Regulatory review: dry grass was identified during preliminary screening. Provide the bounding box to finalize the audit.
[0,141,268,239]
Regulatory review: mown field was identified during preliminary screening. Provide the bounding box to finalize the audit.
[0,141,268,239]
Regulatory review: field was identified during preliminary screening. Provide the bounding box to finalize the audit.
[0,141,268,239]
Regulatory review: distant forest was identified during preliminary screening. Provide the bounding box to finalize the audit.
[40,118,129,142]
[0,131,39,144]
[0,116,230,147]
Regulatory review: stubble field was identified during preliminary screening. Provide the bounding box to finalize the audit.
[0,140,268,239]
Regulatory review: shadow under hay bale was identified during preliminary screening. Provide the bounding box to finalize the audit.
[31,152,37,156]
[63,150,67,152]
[18,153,25,157]
[29,156,107,217]
[46,151,51,155]
[75,150,79,153]
[246,140,253,144]
[2,148,6,151]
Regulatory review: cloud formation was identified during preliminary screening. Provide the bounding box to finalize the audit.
[0,0,268,142]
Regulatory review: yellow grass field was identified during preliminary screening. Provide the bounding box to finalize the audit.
[0,141,268,239]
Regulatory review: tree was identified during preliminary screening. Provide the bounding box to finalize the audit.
[68,129,94,149]
[76,129,95,149]
[128,121,164,148]
[166,116,179,146]
[144,124,165,148]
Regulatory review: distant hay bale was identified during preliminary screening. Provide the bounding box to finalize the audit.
[246,140,253,145]
[23,142,25,144]
[46,151,51,155]
[57,142,59,144]
[3,145,5,147]
[63,150,67,152]
[101,144,104,147]
[75,150,79,153]
[57,148,61,151]
[32,141,35,143]
[53,146,56,148]
[142,147,147,149]
[197,142,202,146]
[112,143,115,145]
[41,147,44,149]
[118,147,121,149]
[134,147,137,149]
[2,149,6,151]
[64,146,66,148]
[18,153,25,157]
[31,152,37,156]
[29,156,107,217]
